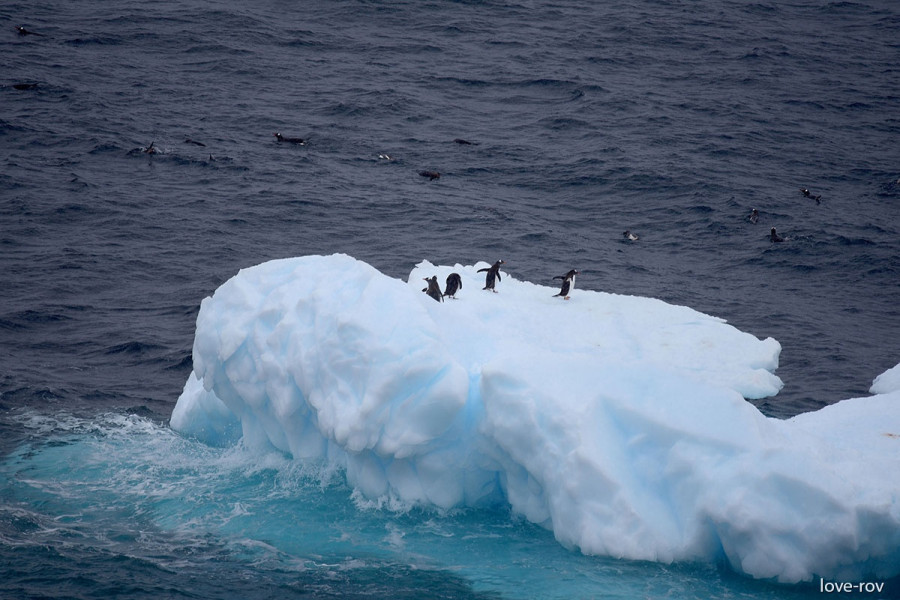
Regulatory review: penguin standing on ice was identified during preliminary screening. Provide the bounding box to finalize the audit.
[443,273,462,299]
[423,276,443,302]
[553,269,579,300]
[478,260,505,292]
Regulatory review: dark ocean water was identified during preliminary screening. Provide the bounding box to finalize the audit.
[2,0,899,598]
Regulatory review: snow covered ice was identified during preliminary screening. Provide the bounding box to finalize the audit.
[171,253,900,583]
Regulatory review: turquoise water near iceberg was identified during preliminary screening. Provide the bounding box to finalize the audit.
[1,411,841,599]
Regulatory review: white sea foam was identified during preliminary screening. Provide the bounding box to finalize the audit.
[171,253,900,583]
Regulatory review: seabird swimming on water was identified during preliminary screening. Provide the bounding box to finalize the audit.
[16,26,42,36]
[800,188,821,204]
[623,230,639,241]
[126,141,159,156]
[274,132,306,145]
[770,227,784,243]
[749,208,759,224]
[418,170,441,180]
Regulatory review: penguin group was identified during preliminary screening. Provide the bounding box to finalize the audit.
[417,182,825,305]
[421,259,582,303]
[119,126,476,178]
[421,272,464,302]
[745,186,826,243]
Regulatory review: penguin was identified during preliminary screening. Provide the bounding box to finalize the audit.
[16,26,42,36]
[184,138,206,147]
[800,188,822,204]
[553,269,579,300]
[749,208,759,224]
[453,138,477,145]
[422,276,443,302]
[12,83,38,90]
[274,132,305,145]
[770,227,784,243]
[478,260,505,292]
[126,141,159,156]
[623,230,639,241]
[378,153,392,160]
[419,170,441,180]
[443,273,462,299]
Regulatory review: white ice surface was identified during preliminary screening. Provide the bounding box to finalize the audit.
[171,254,900,583]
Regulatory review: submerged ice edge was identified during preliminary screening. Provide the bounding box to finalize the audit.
[171,254,900,584]
[7,409,837,600]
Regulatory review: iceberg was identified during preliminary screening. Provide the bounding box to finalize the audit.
[171,253,900,583]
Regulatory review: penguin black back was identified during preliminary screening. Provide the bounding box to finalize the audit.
[478,260,505,292]
[553,269,578,300]
[770,227,784,243]
[16,26,42,36]
[422,276,443,302]
[274,132,306,144]
[444,273,462,299]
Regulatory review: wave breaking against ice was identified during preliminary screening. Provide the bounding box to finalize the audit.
[171,254,900,583]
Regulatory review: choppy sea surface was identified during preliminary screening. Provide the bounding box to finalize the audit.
[2,0,898,598]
